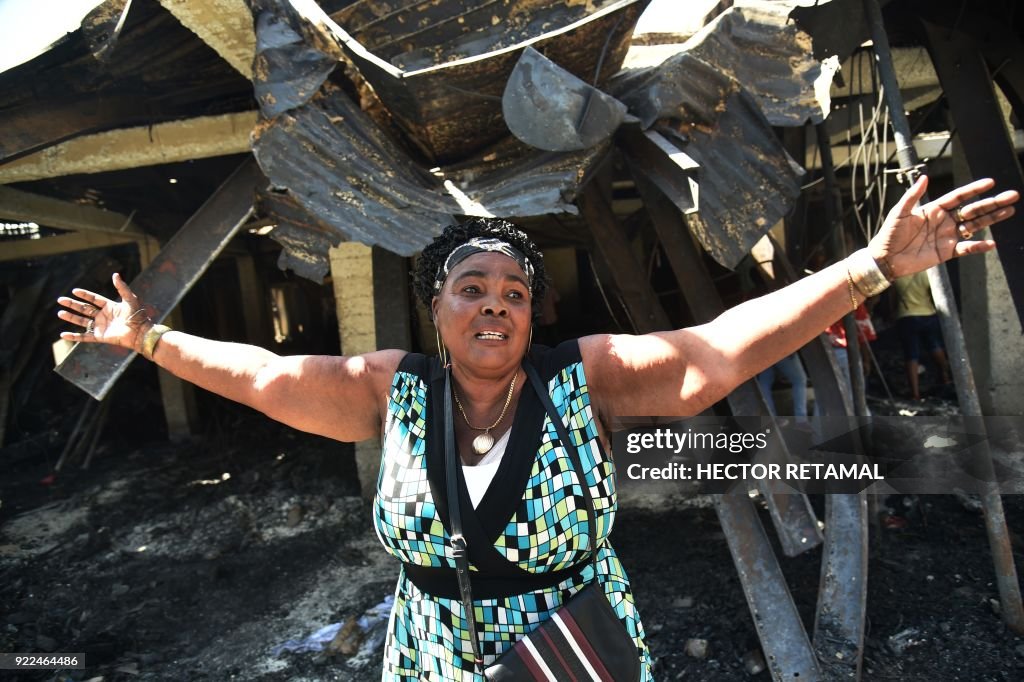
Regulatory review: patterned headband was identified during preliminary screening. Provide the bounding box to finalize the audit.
[433,237,535,294]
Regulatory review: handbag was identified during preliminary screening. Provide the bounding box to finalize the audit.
[443,361,641,681]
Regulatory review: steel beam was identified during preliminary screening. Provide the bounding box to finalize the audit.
[920,21,1024,330]
[716,494,824,681]
[55,158,261,400]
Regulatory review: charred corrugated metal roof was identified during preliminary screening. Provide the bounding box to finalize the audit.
[676,3,839,126]
[250,0,616,278]
[609,2,831,269]
[614,51,804,269]
[264,0,649,162]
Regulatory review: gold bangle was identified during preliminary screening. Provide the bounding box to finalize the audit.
[845,268,859,312]
[846,248,891,298]
[141,324,172,360]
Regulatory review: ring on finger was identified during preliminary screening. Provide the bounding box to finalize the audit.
[86,319,95,334]
[958,224,974,240]
[953,206,966,224]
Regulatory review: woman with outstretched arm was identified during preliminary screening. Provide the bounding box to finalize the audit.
[57,175,1017,680]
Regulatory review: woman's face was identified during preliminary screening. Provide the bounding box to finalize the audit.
[432,251,532,375]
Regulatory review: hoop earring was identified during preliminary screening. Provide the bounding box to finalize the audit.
[435,326,449,368]
[527,326,533,355]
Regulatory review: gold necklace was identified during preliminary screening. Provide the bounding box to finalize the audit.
[452,372,518,455]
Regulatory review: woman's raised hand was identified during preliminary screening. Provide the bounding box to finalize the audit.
[869,175,1018,279]
[57,273,152,352]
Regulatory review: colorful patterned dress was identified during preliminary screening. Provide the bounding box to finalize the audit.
[374,341,654,681]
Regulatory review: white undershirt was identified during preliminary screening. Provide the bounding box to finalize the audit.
[462,428,511,508]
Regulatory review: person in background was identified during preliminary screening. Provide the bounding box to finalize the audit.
[757,353,809,424]
[893,270,951,400]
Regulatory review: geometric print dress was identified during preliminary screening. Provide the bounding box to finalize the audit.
[374,341,654,680]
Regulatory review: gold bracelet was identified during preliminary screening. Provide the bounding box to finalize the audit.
[846,248,891,298]
[845,268,859,312]
[141,324,172,360]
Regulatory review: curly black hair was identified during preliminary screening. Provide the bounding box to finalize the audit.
[413,217,548,321]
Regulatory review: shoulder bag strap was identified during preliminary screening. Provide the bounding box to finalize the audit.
[445,367,485,669]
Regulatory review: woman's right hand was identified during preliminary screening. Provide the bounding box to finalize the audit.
[57,273,153,353]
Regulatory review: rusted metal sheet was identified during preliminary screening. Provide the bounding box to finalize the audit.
[790,0,875,63]
[612,52,804,270]
[267,0,649,162]
[251,3,608,277]
[253,79,606,277]
[503,47,627,152]
[55,158,260,400]
[442,135,608,218]
[679,3,839,126]
[252,8,338,117]
[253,82,455,261]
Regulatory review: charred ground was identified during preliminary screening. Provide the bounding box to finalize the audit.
[2,389,1023,682]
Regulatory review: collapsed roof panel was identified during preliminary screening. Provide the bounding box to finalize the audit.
[267,0,649,162]
[252,82,456,265]
[250,0,614,278]
[611,6,813,269]
[679,2,839,126]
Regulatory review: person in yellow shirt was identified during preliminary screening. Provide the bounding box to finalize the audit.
[892,271,951,400]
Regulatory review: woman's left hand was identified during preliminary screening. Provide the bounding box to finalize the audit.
[869,175,1018,279]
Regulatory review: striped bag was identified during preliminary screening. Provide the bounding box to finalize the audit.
[483,581,640,681]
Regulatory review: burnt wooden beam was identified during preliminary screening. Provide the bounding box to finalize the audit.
[0,96,147,164]
[0,185,145,236]
[0,112,256,184]
[55,158,261,400]
[0,232,140,263]
[578,180,671,333]
[159,0,255,79]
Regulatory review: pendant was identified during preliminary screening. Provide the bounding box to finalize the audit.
[472,431,494,455]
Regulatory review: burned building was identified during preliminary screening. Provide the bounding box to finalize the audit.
[1,1,1023,680]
